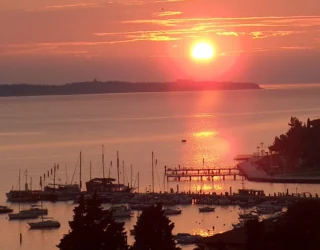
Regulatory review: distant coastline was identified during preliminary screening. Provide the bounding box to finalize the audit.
[0,80,261,97]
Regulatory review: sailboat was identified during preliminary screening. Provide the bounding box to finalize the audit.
[9,202,48,220]
[85,149,133,193]
[6,170,42,202]
[28,216,60,229]
[43,155,81,201]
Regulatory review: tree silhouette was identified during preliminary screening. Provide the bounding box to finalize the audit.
[130,204,180,250]
[57,193,128,250]
[268,117,320,170]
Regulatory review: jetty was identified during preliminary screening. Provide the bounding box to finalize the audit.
[164,166,244,181]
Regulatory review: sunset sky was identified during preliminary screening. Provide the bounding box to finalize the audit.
[1,0,320,84]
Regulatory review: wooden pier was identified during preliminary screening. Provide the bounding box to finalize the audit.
[164,166,244,181]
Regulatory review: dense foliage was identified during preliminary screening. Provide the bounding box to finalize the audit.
[245,200,320,250]
[57,193,128,250]
[130,204,180,250]
[268,117,320,168]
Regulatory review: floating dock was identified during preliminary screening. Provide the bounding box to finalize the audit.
[164,166,244,181]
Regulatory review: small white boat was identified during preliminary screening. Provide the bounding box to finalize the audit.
[0,206,13,214]
[28,217,60,229]
[164,207,182,215]
[109,205,132,218]
[199,206,215,213]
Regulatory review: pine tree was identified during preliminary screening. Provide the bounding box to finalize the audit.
[57,193,128,250]
[130,204,180,250]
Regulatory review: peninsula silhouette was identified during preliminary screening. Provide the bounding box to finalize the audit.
[0,80,261,97]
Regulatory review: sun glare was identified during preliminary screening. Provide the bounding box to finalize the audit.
[191,42,214,60]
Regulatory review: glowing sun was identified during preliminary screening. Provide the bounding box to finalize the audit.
[191,42,215,60]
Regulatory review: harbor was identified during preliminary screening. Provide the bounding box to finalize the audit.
[1,150,320,249]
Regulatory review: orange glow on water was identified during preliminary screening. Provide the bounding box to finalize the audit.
[193,131,218,137]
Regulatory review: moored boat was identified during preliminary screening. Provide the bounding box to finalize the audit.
[8,205,48,220]
[164,207,182,215]
[238,211,259,220]
[199,206,215,213]
[108,205,132,218]
[28,217,60,229]
[130,204,151,211]
[86,178,133,193]
[0,206,13,214]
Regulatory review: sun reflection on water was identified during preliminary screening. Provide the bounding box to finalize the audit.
[193,130,218,137]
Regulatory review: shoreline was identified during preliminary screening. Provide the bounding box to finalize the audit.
[238,157,320,184]
[0,81,261,97]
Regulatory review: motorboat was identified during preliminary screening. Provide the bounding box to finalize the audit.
[232,221,245,229]
[175,233,202,244]
[130,204,151,211]
[28,217,60,229]
[199,206,215,213]
[164,207,182,216]
[9,211,40,220]
[256,207,276,214]
[9,205,48,220]
[23,205,48,215]
[108,205,132,218]
[256,201,282,211]
[239,211,259,220]
[0,206,13,214]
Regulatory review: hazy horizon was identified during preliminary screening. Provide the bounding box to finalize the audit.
[1,0,320,84]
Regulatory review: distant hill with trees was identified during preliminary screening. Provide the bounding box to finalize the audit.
[0,79,261,97]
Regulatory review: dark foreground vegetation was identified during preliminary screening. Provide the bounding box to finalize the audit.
[257,117,320,174]
[57,193,180,250]
[202,200,320,250]
[0,80,261,97]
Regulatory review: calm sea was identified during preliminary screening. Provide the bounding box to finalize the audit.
[0,84,320,250]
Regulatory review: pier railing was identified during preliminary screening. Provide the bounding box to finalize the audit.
[164,166,244,181]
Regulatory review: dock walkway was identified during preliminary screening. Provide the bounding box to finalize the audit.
[164,166,244,181]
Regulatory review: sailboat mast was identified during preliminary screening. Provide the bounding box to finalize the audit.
[122,161,125,185]
[25,169,28,191]
[137,172,140,193]
[65,163,68,185]
[117,151,120,187]
[152,151,154,193]
[102,145,105,179]
[90,161,92,181]
[130,165,133,189]
[80,151,82,190]
[18,169,21,191]
[53,164,56,192]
